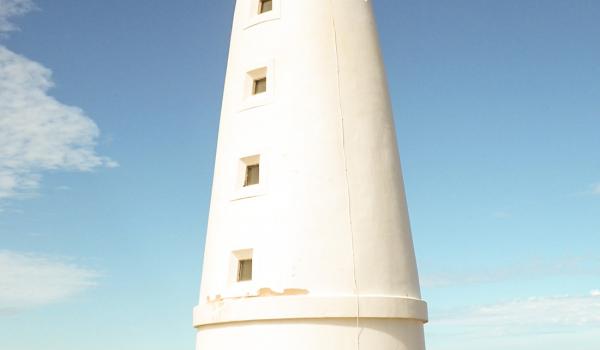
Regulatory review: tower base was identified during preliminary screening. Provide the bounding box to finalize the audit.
[196,318,425,350]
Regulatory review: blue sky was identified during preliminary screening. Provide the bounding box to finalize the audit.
[0,0,599,349]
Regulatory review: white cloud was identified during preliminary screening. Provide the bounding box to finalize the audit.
[0,24,116,201]
[422,256,600,288]
[492,211,511,219]
[0,0,34,35]
[427,292,600,348]
[591,290,600,297]
[437,294,600,331]
[0,250,99,311]
[591,183,600,196]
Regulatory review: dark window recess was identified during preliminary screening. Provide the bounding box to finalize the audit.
[237,259,253,282]
[259,0,273,14]
[244,164,260,186]
[253,77,267,95]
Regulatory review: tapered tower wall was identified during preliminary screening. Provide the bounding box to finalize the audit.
[194,1,427,349]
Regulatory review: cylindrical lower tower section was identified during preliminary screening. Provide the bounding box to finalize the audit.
[194,0,427,349]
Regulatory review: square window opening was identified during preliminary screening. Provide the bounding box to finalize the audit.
[259,0,273,14]
[253,77,267,95]
[245,67,269,100]
[244,163,260,187]
[237,259,253,282]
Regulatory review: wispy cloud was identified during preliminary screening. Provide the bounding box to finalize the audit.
[434,292,600,338]
[422,256,600,288]
[0,250,99,312]
[591,183,600,196]
[492,210,511,219]
[0,1,116,203]
[0,0,34,35]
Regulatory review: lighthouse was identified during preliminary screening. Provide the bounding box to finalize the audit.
[193,0,428,349]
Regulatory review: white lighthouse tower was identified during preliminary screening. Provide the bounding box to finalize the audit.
[194,0,428,349]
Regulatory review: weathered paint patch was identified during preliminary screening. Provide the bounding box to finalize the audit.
[207,288,309,303]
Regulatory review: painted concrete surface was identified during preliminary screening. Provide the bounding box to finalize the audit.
[195,0,427,348]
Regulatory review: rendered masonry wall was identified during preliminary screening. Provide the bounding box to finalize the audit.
[195,0,427,349]
[197,319,426,350]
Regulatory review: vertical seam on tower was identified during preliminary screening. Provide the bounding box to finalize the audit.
[328,1,361,349]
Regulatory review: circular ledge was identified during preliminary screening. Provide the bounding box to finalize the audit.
[193,295,428,327]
